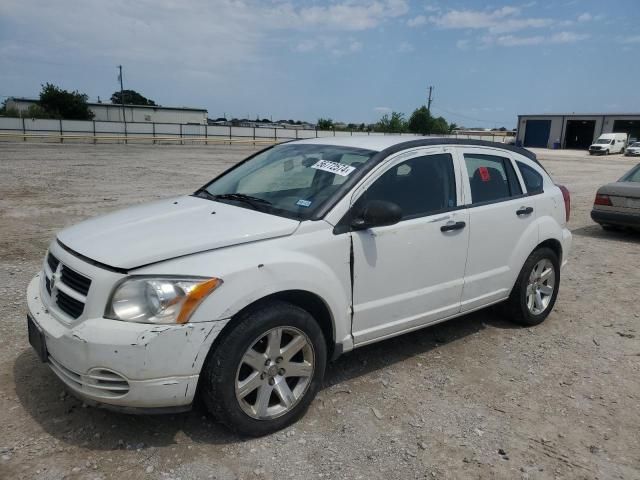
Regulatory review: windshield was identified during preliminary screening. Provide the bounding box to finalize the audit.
[195,144,376,220]
[595,139,614,144]
[630,142,640,147]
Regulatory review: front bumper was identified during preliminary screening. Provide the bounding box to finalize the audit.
[27,275,229,411]
[625,151,640,156]
[591,209,640,227]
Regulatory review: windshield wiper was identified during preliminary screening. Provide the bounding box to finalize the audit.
[195,190,272,210]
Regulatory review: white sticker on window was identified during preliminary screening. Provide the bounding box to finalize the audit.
[296,199,312,207]
[311,159,356,177]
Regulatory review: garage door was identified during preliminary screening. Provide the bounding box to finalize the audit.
[565,120,596,149]
[523,120,551,148]
[613,120,640,142]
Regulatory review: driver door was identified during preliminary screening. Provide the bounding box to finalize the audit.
[349,148,470,345]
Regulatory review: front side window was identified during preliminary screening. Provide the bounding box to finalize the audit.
[464,153,522,204]
[517,161,544,194]
[196,144,376,220]
[355,153,456,220]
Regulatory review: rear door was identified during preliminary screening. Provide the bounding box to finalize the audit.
[349,147,469,345]
[456,147,539,312]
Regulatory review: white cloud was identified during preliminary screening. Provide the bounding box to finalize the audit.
[294,37,363,56]
[374,107,392,114]
[274,0,409,31]
[407,15,427,27]
[456,39,470,50]
[1,0,402,82]
[429,6,553,33]
[398,41,414,53]
[619,35,640,44]
[294,40,318,53]
[550,31,589,43]
[485,31,589,47]
[577,12,592,22]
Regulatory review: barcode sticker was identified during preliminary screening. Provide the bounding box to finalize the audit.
[311,160,356,177]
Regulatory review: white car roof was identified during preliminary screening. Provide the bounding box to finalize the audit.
[293,135,431,152]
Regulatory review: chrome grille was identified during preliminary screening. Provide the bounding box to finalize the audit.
[44,253,92,319]
[56,290,85,318]
[60,266,91,296]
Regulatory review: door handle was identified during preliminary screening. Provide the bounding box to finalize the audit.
[516,206,534,216]
[440,221,466,232]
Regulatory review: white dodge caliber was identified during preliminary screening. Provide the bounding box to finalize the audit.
[27,137,572,436]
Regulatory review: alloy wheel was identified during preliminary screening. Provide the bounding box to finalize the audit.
[235,326,315,420]
[526,258,555,315]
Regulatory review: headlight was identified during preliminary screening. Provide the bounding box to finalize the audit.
[106,277,222,324]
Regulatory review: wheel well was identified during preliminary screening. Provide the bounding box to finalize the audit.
[536,238,562,264]
[265,290,335,358]
[209,290,336,360]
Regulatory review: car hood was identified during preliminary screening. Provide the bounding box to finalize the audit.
[598,182,640,199]
[57,195,300,270]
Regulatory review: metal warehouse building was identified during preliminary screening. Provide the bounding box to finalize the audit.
[7,98,208,125]
[516,114,640,149]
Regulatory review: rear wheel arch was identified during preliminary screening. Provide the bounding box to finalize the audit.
[536,238,562,266]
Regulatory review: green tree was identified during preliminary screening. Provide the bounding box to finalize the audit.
[448,122,459,133]
[25,104,51,119]
[317,118,334,130]
[39,83,94,120]
[431,116,450,134]
[407,106,432,135]
[110,89,156,106]
[376,111,407,133]
[407,105,452,135]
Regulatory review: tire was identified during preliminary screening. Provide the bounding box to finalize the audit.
[505,247,560,326]
[200,300,327,436]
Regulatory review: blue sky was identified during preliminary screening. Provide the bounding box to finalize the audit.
[1,0,639,128]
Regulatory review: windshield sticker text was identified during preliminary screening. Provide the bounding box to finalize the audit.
[296,199,312,207]
[311,160,356,177]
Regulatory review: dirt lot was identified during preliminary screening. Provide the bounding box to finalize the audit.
[0,143,639,480]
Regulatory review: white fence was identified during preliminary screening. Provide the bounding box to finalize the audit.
[0,116,513,145]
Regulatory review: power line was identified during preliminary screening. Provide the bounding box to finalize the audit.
[432,106,512,126]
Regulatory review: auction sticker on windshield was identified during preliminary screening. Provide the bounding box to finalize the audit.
[311,160,356,177]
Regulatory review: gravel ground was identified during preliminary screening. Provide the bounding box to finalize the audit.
[0,143,639,480]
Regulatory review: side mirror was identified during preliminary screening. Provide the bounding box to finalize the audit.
[351,200,402,231]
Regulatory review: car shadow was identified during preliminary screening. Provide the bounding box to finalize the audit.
[13,308,518,449]
[572,224,640,244]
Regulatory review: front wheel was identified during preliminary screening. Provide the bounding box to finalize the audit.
[505,247,560,326]
[200,300,327,436]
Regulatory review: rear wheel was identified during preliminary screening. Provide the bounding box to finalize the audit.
[506,247,560,326]
[200,300,327,436]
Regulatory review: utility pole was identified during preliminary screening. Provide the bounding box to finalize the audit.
[118,65,126,123]
[118,65,127,142]
[427,86,434,113]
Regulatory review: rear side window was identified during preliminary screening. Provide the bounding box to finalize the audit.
[464,153,522,204]
[621,165,640,183]
[517,161,544,194]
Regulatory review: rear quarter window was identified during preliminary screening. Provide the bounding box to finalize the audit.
[517,161,544,195]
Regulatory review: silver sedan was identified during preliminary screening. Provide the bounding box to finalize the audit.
[591,163,640,230]
[625,141,640,156]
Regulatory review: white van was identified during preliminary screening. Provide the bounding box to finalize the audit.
[589,133,628,155]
